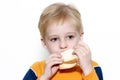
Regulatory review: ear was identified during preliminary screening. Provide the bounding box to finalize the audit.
[41,38,47,49]
[80,32,84,40]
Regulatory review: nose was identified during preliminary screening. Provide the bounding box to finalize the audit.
[59,39,67,49]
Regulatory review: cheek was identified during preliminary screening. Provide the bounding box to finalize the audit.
[69,38,80,48]
[46,43,60,54]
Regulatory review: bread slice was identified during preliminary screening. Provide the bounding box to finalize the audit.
[59,49,78,69]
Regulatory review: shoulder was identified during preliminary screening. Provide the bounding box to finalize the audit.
[31,60,45,69]
[92,60,103,80]
[23,60,46,80]
[92,60,99,67]
[30,60,46,77]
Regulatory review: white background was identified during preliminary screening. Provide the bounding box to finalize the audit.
[0,0,120,80]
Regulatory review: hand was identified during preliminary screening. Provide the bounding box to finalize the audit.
[74,41,93,76]
[40,53,63,80]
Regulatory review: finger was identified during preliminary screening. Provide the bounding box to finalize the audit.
[46,56,63,66]
[74,42,90,55]
[75,44,89,53]
[47,57,63,63]
[77,41,90,51]
[46,59,63,68]
[74,48,86,57]
[49,53,62,59]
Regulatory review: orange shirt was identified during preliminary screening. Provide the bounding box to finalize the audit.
[30,60,100,80]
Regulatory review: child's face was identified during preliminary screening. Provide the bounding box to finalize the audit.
[42,20,82,54]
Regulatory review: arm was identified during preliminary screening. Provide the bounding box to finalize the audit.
[94,66,103,80]
[83,66,103,80]
[74,41,103,80]
[23,69,37,80]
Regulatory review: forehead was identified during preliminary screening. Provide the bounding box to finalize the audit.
[45,20,78,36]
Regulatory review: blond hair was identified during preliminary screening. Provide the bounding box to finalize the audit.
[38,3,83,39]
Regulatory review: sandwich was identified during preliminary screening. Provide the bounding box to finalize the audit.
[59,49,78,69]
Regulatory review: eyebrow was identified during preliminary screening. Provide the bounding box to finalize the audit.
[66,32,76,35]
[46,35,58,40]
[47,32,77,38]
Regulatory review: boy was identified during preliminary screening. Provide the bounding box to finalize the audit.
[23,2,103,80]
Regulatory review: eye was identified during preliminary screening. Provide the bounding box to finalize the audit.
[50,37,58,42]
[67,35,74,40]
